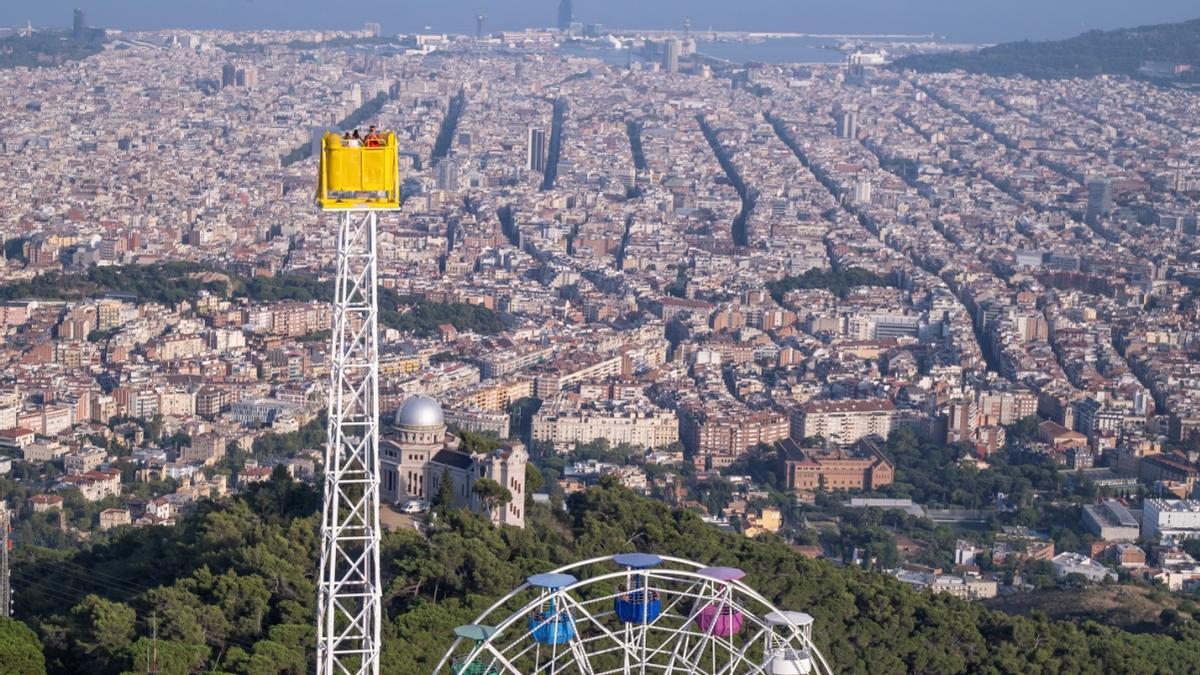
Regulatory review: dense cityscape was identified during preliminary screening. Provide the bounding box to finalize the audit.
[1,5,1200,674]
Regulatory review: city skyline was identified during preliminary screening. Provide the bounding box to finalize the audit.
[2,1,1197,43]
[2,5,1200,675]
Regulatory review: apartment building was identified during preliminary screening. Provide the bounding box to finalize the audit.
[531,397,679,451]
[791,399,897,445]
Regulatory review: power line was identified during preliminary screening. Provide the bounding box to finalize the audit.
[3,577,205,674]
[8,566,264,656]
[30,556,169,597]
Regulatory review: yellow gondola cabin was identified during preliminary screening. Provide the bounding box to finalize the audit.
[315,131,401,210]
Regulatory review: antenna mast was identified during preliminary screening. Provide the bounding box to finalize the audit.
[0,506,10,618]
[150,613,160,674]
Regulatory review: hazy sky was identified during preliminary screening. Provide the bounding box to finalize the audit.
[3,1,1197,43]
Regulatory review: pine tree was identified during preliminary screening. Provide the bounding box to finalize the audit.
[433,467,454,511]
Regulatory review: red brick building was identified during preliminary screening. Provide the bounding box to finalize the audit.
[781,437,894,492]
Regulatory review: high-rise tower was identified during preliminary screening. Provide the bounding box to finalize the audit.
[528,127,547,173]
[1086,176,1113,226]
[836,110,858,140]
[663,39,681,74]
[72,8,86,42]
[558,0,574,31]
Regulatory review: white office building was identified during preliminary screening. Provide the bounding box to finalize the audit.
[1052,553,1116,583]
[1142,499,1200,543]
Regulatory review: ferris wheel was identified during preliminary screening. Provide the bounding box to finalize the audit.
[434,553,834,675]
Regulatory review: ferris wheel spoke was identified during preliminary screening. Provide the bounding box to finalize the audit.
[635,621,700,667]
[478,641,523,674]
[560,591,643,668]
[674,595,743,674]
[712,626,769,675]
[568,638,598,675]
[679,627,719,674]
[661,620,696,675]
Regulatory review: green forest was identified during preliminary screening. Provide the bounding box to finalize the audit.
[0,262,225,306]
[876,426,1062,509]
[0,263,504,338]
[8,475,1200,674]
[893,17,1200,82]
[766,267,896,303]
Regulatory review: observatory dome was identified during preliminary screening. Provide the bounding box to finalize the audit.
[395,395,444,428]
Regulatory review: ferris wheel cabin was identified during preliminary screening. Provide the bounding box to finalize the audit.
[613,552,664,625]
[526,573,578,645]
[450,625,500,675]
[764,611,815,675]
[694,566,747,637]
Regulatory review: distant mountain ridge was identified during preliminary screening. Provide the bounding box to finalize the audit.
[892,17,1200,83]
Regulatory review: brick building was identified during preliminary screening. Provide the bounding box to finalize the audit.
[781,437,895,492]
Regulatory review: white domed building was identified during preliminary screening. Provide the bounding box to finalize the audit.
[381,395,528,528]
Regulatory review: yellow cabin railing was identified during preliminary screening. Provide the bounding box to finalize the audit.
[316,131,401,210]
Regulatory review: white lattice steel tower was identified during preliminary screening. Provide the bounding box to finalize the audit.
[315,131,402,675]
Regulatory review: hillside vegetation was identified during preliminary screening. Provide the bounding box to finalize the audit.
[893,18,1200,82]
[8,476,1200,674]
[0,31,104,70]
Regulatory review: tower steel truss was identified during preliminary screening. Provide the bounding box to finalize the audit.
[317,209,383,675]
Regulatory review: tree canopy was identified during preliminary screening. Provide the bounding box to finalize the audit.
[0,262,226,306]
[874,427,1062,508]
[766,267,896,303]
[0,264,504,338]
[10,474,1200,674]
[0,617,46,675]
